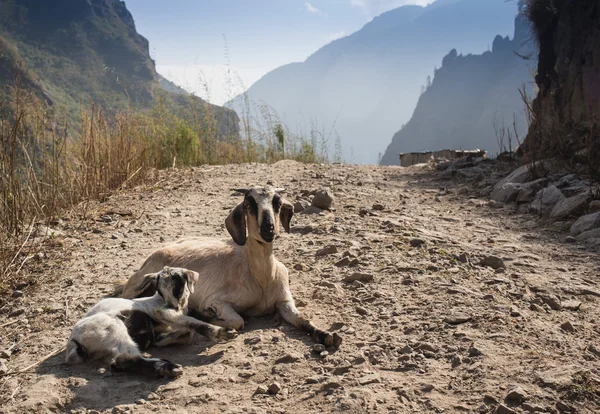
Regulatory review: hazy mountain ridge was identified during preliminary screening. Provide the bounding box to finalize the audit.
[0,0,238,136]
[380,12,537,165]
[230,0,517,163]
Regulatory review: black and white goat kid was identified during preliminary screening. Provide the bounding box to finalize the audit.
[66,266,236,377]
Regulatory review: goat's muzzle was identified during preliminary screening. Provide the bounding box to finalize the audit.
[260,214,276,243]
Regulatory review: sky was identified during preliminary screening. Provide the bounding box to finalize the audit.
[126,0,436,104]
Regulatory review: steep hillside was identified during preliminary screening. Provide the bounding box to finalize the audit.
[524,0,600,165]
[229,0,517,163]
[0,0,238,136]
[380,12,536,165]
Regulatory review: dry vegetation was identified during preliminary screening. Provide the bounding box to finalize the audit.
[0,75,331,293]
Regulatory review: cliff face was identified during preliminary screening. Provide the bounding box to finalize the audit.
[524,0,600,159]
[0,0,238,137]
[228,0,518,163]
[380,14,536,165]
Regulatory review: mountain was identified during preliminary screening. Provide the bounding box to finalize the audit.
[380,12,537,165]
[228,0,518,163]
[0,0,238,136]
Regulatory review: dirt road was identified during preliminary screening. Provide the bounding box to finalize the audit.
[1,162,599,413]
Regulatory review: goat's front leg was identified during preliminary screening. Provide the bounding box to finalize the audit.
[277,300,342,348]
[188,301,245,330]
[155,309,237,342]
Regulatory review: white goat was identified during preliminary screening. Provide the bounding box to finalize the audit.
[120,186,342,348]
[67,266,236,377]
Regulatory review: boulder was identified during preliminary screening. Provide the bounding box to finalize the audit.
[311,188,334,210]
[515,178,548,203]
[493,161,546,190]
[550,192,590,220]
[570,212,600,235]
[589,200,600,213]
[490,183,523,203]
[529,186,565,216]
[575,227,600,241]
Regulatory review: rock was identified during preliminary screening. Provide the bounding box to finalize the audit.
[311,188,334,210]
[358,374,380,385]
[305,377,320,384]
[11,290,23,298]
[555,400,575,413]
[491,183,523,203]
[410,238,426,248]
[444,313,472,325]
[576,227,600,241]
[255,385,269,395]
[587,344,600,358]
[244,336,262,345]
[0,359,8,375]
[495,404,518,414]
[494,162,546,190]
[8,308,25,318]
[530,186,566,216]
[515,178,549,203]
[275,353,302,364]
[35,225,65,238]
[560,321,575,332]
[332,365,352,375]
[334,257,350,267]
[468,344,483,357]
[570,212,600,235]
[343,273,374,283]
[505,386,528,403]
[301,206,324,215]
[294,200,309,213]
[293,263,306,271]
[480,255,504,269]
[268,382,282,394]
[550,192,590,220]
[372,203,385,211]
[313,344,326,353]
[510,306,521,317]
[321,381,343,392]
[538,294,561,310]
[521,402,546,412]
[316,245,338,256]
[451,354,462,368]
[355,306,368,316]
[565,235,577,243]
[561,300,581,311]
[589,200,600,213]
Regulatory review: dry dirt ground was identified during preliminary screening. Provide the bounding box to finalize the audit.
[1,162,599,414]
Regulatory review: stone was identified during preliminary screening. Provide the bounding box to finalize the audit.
[480,255,505,269]
[521,402,546,412]
[255,385,269,395]
[468,344,483,357]
[268,382,282,394]
[316,245,338,256]
[560,321,575,332]
[410,238,426,248]
[491,183,523,203]
[589,200,600,213]
[538,294,561,310]
[313,344,326,353]
[372,203,385,211]
[358,374,380,385]
[343,273,374,283]
[505,386,527,403]
[301,206,324,215]
[515,178,549,203]
[8,308,25,318]
[294,200,310,213]
[444,313,471,325]
[451,354,462,368]
[275,353,302,364]
[494,162,546,190]
[0,359,8,375]
[355,306,368,316]
[321,381,343,391]
[311,188,334,210]
[555,400,575,413]
[333,365,352,375]
[550,192,590,220]
[570,212,600,235]
[495,404,518,414]
[576,227,600,241]
[11,290,23,298]
[530,186,566,216]
[561,300,581,311]
[334,257,350,267]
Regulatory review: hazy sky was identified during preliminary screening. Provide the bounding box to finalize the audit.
[126,0,436,104]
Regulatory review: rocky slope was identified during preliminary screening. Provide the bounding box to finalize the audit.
[0,0,238,137]
[228,0,517,163]
[524,0,600,163]
[0,162,599,413]
[380,12,536,165]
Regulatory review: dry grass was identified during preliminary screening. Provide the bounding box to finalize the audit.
[0,74,327,291]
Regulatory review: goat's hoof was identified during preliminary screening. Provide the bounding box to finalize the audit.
[322,332,343,349]
[156,360,183,378]
[214,327,238,341]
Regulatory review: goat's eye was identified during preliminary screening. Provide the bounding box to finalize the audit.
[272,195,282,211]
[246,195,258,215]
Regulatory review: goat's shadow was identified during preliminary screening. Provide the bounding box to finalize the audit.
[35,341,224,412]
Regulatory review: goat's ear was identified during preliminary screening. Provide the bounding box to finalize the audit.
[135,273,158,293]
[225,202,247,245]
[184,270,199,294]
[279,198,294,233]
